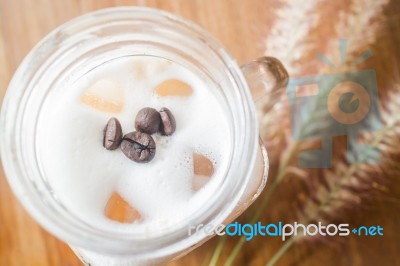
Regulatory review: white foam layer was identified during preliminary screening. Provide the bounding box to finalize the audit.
[38,56,231,235]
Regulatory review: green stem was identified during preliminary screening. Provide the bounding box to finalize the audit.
[206,180,278,266]
[224,236,247,266]
[220,99,327,265]
[265,237,296,266]
[201,251,213,266]
[222,142,300,266]
[208,235,227,266]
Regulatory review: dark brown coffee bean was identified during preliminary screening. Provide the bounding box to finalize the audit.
[120,131,156,162]
[135,107,161,134]
[159,107,176,136]
[103,117,122,150]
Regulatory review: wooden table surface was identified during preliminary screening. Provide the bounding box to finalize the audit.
[1,1,400,266]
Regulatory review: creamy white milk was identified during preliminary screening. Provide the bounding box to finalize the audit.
[37,56,232,236]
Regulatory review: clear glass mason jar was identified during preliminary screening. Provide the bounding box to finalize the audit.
[0,7,287,266]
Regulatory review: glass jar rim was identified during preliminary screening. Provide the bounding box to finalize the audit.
[0,6,259,257]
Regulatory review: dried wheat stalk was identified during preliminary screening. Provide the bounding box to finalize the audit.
[262,1,394,265]
[296,81,400,237]
[264,0,322,74]
[294,0,392,232]
[261,0,390,157]
[259,0,328,160]
[209,0,393,265]
[335,0,390,51]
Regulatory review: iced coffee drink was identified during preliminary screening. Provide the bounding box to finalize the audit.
[0,7,279,266]
[38,56,231,233]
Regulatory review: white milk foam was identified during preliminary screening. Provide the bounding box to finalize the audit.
[38,56,231,235]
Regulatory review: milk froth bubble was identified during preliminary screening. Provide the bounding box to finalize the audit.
[37,56,231,235]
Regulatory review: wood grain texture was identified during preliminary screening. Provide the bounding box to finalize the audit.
[1,1,399,266]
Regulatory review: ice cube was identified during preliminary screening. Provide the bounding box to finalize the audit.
[154,79,193,97]
[192,175,210,191]
[104,192,141,223]
[80,79,124,113]
[193,152,214,176]
[192,153,214,191]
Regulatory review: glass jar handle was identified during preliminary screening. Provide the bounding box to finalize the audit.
[231,57,288,215]
[241,56,289,104]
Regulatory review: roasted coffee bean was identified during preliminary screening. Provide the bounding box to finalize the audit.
[135,107,161,134]
[120,131,156,162]
[103,117,122,150]
[159,107,176,136]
